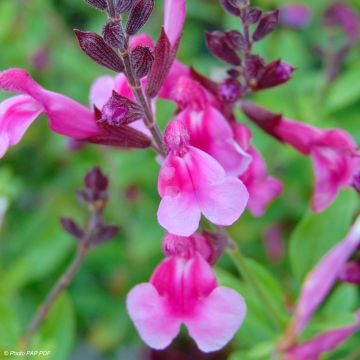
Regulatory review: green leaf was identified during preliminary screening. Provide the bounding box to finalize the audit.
[289,189,358,281]
[0,300,20,348]
[228,341,275,360]
[325,65,360,113]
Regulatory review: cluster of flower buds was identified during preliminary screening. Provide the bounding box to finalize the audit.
[61,166,119,246]
[204,1,294,105]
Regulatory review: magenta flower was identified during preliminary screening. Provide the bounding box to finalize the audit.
[242,102,359,212]
[234,124,282,216]
[285,310,360,360]
[293,215,360,334]
[126,252,246,352]
[157,120,248,236]
[168,76,251,177]
[0,68,100,157]
[280,4,311,29]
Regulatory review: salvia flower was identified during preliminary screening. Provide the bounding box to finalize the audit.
[126,252,246,352]
[284,310,360,360]
[0,68,100,157]
[292,215,360,334]
[242,102,360,212]
[157,120,249,236]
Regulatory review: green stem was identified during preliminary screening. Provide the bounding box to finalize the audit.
[227,247,284,330]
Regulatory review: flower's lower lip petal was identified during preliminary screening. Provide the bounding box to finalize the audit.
[185,286,246,353]
[126,283,181,350]
[199,177,249,226]
[157,193,201,236]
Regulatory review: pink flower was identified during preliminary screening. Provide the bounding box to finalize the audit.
[293,215,360,334]
[164,0,186,47]
[169,76,251,177]
[158,120,248,236]
[234,124,282,216]
[0,68,100,157]
[126,252,246,352]
[242,102,359,212]
[284,310,360,360]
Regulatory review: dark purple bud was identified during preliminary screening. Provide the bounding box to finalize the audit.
[225,30,247,50]
[280,4,311,29]
[227,68,241,78]
[84,166,109,193]
[219,0,241,16]
[246,7,262,24]
[116,0,136,13]
[218,78,242,103]
[74,30,124,73]
[353,171,360,194]
[324,2,360,44]
[241,101,283,141]
[244,54,265,80]
[339,260,360,285]
[126,0,154,35]
[85,0,107,11]
[205,31,241,66]
[227,0,249,8]
[103,21,125,49]
[76,189,93,203]
[257,60,294,90]
[88,107,152,148]
[146,28,172,98]
[61,217,84,239]
[131,46,154,79]
[102,91,144,125]
[93,224,120,245]
[253,10,280,42]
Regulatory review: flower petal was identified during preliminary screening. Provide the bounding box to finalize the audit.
[89,75,115,109]
[0,68,99,138]
[185,286,246,352]
[126,283,181,350]
[157,192,201,236]
[164,0,186,46]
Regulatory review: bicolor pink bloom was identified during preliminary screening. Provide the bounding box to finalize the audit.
[242,102,359,212]
[0,68,100,158]
[158,120,248,236]
[170,76,251,177]
[285,310,360,360]
[127,252,246,352]
[293,215,360,334]
[234,124,282,216]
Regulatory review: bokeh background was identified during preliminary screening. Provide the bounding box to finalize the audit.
[0,0,359,359]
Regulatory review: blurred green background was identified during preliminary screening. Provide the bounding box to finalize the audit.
[0,0,359,359]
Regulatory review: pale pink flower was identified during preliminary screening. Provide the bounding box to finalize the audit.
[234,124,282,216]
[285,310,360,360]
[293,215,360,334]
[164,0,186,47]
[157,120,248,236]
[0,68,100,157]
[126,252,246,352]
[242,102,359,212]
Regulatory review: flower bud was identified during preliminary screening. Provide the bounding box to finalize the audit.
[253,10,279,42]
[164,120,190,153]
[339,260,360,285]
[219,78,242,103]
[257,60,294,90]
[280,4,311,29]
